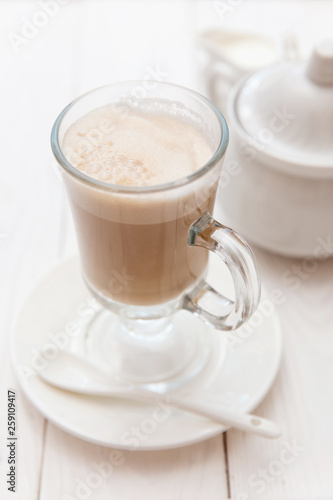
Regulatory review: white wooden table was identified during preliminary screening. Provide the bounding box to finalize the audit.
[1,1,333,498]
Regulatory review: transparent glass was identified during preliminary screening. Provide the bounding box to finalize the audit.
[51,81,260,389]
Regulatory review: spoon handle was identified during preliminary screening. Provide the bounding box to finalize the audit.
[129,389,281,439]
[38,366,281,438]
[162,395,281,438]
[69,385,281,438]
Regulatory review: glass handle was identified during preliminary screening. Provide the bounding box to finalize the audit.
[183,212,261,331]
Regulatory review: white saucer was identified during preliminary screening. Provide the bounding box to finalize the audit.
[11,256,281,450]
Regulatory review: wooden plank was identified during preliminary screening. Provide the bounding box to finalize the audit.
[40,424,227,500]
[36,1,229,499]
[195,1,333,496]
[227,246,333,499]
[0,1,77,498]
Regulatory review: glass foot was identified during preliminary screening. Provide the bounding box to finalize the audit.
[75,308,224,392]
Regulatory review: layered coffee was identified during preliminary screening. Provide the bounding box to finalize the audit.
[62,104,217,306]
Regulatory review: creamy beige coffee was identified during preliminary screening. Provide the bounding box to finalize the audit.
[62,105,216,306]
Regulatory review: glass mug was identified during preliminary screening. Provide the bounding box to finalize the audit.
[51,82,260,389]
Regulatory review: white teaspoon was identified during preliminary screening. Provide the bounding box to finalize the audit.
[37,350,281,439]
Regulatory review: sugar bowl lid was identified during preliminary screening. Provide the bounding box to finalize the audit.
[231,40,333,177]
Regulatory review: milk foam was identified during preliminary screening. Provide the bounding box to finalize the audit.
[62,104,213,186]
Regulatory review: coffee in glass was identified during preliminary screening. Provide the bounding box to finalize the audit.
[51,82,260,388]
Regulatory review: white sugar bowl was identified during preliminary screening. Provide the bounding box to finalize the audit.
[217,41,333,258]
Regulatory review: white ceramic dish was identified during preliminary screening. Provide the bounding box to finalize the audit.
[11,256,281,450]
[217,40,333,257]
